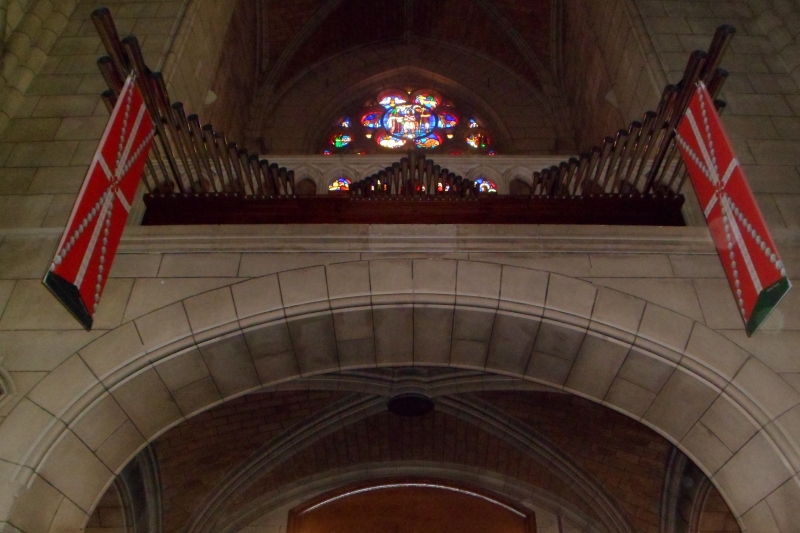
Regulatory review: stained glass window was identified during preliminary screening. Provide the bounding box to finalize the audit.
[475,178,497,193]
[329,177,352,192]
[323,90,494,154]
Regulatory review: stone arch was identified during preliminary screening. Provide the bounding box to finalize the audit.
[1,260,798,532]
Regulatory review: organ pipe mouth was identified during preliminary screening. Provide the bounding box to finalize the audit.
[387,393,434,417]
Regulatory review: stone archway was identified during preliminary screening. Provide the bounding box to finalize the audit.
[0,260,797,532]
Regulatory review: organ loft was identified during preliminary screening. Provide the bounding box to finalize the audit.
[1,2,800,533]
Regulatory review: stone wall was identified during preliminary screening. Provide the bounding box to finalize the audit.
[562,0,664,151]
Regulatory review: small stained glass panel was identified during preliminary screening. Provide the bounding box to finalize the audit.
[415,134,441,149]
[475,177,497,193]
[377,133,407,149]
[362,112,383,128]
[329,177,352,192]
[466,132,490,149]
[331,133,352,148]
[438,113,458,128]
[415,93,440,109]
[379,94,407,108]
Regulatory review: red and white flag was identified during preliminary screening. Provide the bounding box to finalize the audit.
[44,75,155,330]
[676,82,791,336]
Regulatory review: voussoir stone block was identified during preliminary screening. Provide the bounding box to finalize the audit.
[590,287,646,341]
[48,496,88,533]
[370,260,412,305]
[616,347,675,395]
[184,287,238,341]
[0,398,57,466]
[684,323,749,383]
[644,367,720,442]
[197,331,259,398]
[243,320,294,359]
[543,273,596,328]
[741,501,781,533]
[133,303,192,354]
[733,357,800,419]
[231,275,283,323]
[766,476,800,532]
[373,307,413,366]
[450,339,489,370]
[635,303,694,362]
[412,259,457,304]
[604,378,657,418]
[485,312,541,376]
[170,377,222,418]
[452,308,496,342]
[700,393,759,455]
[153,346,210,392]
[332,308,374,342]
[94,419,146,474]
[279,266,330,317]
[681,422,733,476]
[70,392,128,453]
[287,313,340,375]
[565,333,630,401]
[7,474,64,533]
[27,354,98,418]
[37,430,112,513]
[456,261,501,309]
[532,319,586,361]
[110,367,182,441]
[526,349,573,387]
[254,350,302,385]
[326,261,371,309]
[337,338,377,370]
[498,265,547,316]
[78,322,146,382]
[715,431,795,514]
[413,306,454,365]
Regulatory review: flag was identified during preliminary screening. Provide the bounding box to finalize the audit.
[43,74,155,330]
[676,81,791,336]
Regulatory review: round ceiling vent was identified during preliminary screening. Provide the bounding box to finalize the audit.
[387,393,435,417]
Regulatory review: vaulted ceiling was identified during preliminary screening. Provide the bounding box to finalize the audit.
[262,0,554,91]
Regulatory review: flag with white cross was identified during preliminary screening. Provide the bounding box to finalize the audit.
[44,74,155,330]
[676,81,791,336]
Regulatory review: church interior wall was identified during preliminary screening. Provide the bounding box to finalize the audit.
[0,1,800,532]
